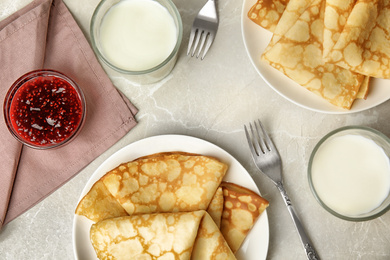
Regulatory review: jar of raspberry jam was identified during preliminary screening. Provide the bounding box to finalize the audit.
[3,70,86,149]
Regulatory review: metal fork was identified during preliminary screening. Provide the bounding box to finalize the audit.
[187,0,218,59]
[244,120,320,260]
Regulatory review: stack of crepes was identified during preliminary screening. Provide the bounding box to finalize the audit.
[75,152,269,259]
[248,0,390,109]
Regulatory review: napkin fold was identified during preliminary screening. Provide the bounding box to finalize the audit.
[0,0,138,229]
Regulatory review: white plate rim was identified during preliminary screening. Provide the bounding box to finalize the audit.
[241,0,390,114]
[72,134,270,260]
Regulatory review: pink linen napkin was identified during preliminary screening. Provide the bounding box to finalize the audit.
[0,0,138,229]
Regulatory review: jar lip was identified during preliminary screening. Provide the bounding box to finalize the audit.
[3,69,86,150]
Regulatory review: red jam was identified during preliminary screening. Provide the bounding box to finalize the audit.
[8,73,84,147]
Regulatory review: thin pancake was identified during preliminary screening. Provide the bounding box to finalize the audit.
[262,0,365,109]
[90,211,236,260]
[206,186,224,228]
[220,182,269,253]
[102,152,228,215]
[357,76,370,99]
[271,0,313,43]
[248,0,290,32]
[192,211,236,260]
[323,0,357,59]
[75,180,128,222]
[90,211,203,260]
[326,0,390,78]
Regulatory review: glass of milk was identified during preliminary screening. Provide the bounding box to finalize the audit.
[90,0,183,84]
[308,126,390,221]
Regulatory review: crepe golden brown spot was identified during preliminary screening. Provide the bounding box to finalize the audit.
[326,0,390,78]
[75,180,128,222]
[261,0,365,109]
[206,186,224,228]
[248,0,290,32]
[90,210,236,260]
[220,182,269,253]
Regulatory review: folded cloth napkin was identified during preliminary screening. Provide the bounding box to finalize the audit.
[0,0,138,229]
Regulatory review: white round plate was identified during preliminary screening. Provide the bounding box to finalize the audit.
[73,134,269,260]
[241,0,390,114]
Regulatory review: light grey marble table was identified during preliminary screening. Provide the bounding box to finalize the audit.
[1,0,390,259]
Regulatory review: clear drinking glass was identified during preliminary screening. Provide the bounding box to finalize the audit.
[90,0,183,85]
[308,126,390,221]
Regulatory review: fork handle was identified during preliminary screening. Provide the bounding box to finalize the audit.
[276,182,320,260]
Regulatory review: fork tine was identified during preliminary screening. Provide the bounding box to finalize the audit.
[250,122,264,155]
[187,28,197,55]
[254,120,268,152]
[191,30,202,57]
[200,32,215,59]
[196,31,208,58]
[256,119,276,151]
[187,0,218,60]
[244,124,258,157]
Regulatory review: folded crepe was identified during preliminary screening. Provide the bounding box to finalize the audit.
[90,210,236,260]
[271,0,313,43]
[248,0,290,32]
[323,0,358,59]
[75,180,128,222]
[318,0,371,96]
[76,152,228,221]
[220,182,269,253]
[77,177,223,224]
[324,0,390,79]
[357,75,370,99]
[206,186,224,228]
[261,0,365,109]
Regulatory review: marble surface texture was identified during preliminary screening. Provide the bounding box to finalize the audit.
[1,0,390,259]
